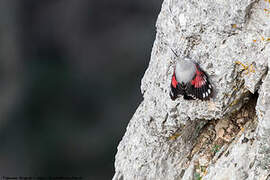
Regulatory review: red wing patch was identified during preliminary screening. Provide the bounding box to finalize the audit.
[187,65,213,100]
[170,72,186,100]
[171,73,178,88]
[191,69,206,88]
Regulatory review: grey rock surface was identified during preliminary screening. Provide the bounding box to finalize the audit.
[203,50,270,180]
[113,0,270,179]
[256,54,270,172]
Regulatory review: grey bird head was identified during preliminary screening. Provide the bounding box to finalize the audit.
[175,58,196,84]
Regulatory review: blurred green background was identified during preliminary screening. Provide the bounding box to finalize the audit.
[0,0,162,179]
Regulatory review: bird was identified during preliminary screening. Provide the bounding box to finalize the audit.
[169,58,213,101]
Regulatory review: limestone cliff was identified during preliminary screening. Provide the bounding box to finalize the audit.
[113,0,270,179]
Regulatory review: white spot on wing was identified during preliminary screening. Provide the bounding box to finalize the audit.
[208,89,211,94]
[203,93,205,98]
[202,81,205,86]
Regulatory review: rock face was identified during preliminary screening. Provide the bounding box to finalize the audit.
[113,0,270,179]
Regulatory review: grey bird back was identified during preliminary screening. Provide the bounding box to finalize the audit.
[175,60,196,84]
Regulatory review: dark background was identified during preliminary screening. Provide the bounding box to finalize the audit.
[0,0,162,179]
